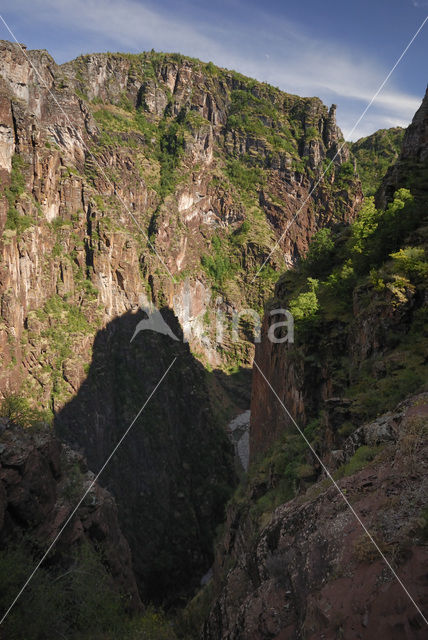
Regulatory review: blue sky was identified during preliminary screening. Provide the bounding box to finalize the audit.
[0,0,426,139]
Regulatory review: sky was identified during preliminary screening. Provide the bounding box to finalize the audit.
[0,0,426,140]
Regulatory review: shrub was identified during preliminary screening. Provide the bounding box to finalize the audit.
[335,161,355,188]
[226,158,265,192]
[350,196,379,255]
[0,543,128,640]
[289,278,319,321]
[0,394,51,428]
[201,235,236,285]
[335,445,381,479]
[390,246,428,282]
[303,228,334,276]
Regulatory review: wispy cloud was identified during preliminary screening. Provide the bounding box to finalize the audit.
[2,0,424,139]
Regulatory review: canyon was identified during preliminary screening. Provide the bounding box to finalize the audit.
[0,39,426,640]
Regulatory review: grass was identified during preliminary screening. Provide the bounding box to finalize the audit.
[334,445,381,479]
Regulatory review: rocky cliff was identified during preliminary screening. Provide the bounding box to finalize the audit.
[0,40,362,607]
[200,90,428,638]
[204,395,428,640]
[0,40,361,405]
[0,415,141,636]
[377,86,428,207]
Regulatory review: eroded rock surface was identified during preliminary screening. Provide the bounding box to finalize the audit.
[0,418,141,608]
[204,395,428,640]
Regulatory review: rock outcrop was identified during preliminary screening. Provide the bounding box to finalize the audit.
[204,394,428,639]
[377,87,428,207]
[0,417,140,609]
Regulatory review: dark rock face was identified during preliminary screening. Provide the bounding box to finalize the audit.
[377,87,428,207]
[204,395,428,640]
[0,419,140,608]
[55,308,236,604]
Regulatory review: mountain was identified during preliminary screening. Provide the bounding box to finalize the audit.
[0,38,426,640]
[0,40,361,606]
[350,126,404,196]
[0,40,361,391]
[200,89,428,639]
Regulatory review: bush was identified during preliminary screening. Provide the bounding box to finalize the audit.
[289,278,319,321]
[390,246,428,282]
[0,543,128,640]
[0,394,51,428]
[226,158,265,192]
[335,160,355,188]
[303,228,334,276]
[335,445,381,479]
[349,196,379,255]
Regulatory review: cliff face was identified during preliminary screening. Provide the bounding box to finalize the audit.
[204,395,428,640]
[201,91,428,637]
[377,87,428,207]
[0,40,362,607]
[0,40,362,403]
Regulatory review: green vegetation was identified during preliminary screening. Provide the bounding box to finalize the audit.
[350,127,404,196]
[302,228,334,276]
[3,155,33,234]
[157,120,186,197]
[0,542,177,639]
[0,394,52,427]
[334,445,381,479]
[289,277,319,322]
[280,182,428,425]
[225,158,265,191]
[201,234,238,287]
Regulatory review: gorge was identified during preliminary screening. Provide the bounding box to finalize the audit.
[0,39,426,639]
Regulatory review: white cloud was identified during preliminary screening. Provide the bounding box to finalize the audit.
[3,0,423,139]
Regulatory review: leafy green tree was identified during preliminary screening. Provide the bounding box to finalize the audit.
[303,228,334,276]
[289,278,319,321]
[350,196,379,255]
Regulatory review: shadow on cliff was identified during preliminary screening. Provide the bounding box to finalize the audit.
[55,306,237,606]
